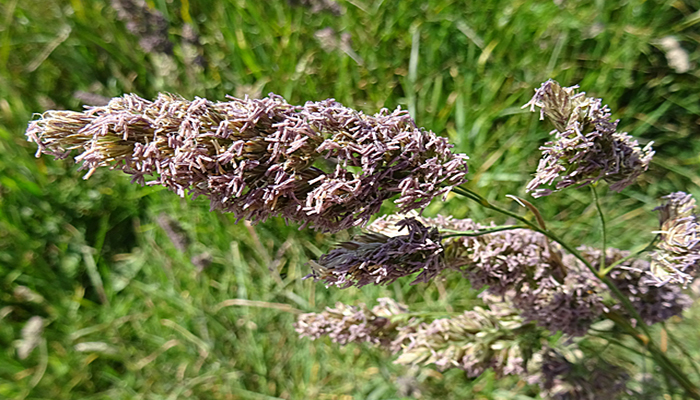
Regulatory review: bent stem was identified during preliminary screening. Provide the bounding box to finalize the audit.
[452,185,700,399]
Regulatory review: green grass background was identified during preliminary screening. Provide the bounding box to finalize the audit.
[1,0,699,398]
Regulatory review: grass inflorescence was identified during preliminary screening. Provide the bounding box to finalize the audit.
[2,1,700,399]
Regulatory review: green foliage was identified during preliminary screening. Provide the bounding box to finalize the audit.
[1,0,699,398]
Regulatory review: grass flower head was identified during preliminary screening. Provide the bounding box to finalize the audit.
[648,192,700,287]
[524,80,654,197]
[294,298,407,346]
[26,94,468,233]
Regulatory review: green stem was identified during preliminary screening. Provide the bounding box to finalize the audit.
[591,185,607,273]
[441,225,528,239]
[662,321,700,380]
[452,186,540,231]
[588,332,650,358]
[451,185,488,206]
[606,311,697,396]
[389,310,467,322]
[600,236,659,276]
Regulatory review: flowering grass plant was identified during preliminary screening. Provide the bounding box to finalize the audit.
[26,80,700,399]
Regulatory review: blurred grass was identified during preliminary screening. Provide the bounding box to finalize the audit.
[1,0,699,398]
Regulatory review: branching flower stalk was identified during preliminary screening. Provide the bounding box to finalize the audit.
[25,81,700,399]
[449,79,698,395]
[450,184,700,398]
[310,210,689,336]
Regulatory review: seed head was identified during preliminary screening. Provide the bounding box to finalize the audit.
[294,298,407,346]
[524,80,653,197]
[393,305,534,378]
[307,218,445,287]
[26,94,468,232]
[646,192,700,287]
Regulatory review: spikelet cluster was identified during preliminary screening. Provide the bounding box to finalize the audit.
[393,305,534,378]
[312,213,691,335]
[306,218,445,287]
[26,94,468,232]
[437,219,604,336]
[579,246,691,325]
[296,298,538,378]
[648,192,700,287]
[296,298,631,398]
[523,80,653,197]
[295,298,407,346]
